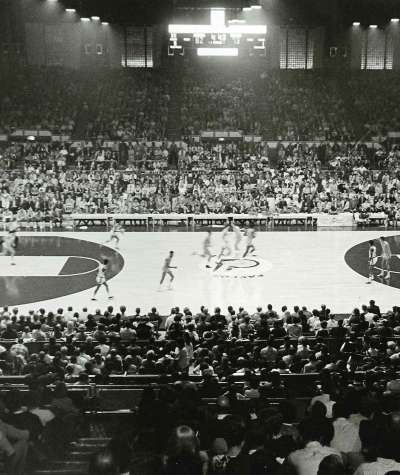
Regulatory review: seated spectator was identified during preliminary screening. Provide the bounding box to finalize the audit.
[286,418,341,475]
[162,425,207,475]
[317,454,345,475]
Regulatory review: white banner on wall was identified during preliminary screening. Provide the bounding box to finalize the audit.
[317,213,354,227]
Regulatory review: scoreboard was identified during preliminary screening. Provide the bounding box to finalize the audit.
[168,6,267,57]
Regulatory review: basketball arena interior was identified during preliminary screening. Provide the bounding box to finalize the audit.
[1,0,400,473]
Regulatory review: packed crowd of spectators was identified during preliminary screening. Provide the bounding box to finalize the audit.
[0,299,397,379]
[0,66,84,135]
[0,140,400,220]
[0,66,170,141]
[0,298,397,474]
[181,67,400,141]
[2,66,400,143]
[91,381,400,475]
[85,69,170,141]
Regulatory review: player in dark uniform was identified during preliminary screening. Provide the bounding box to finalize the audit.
[159,251,177,290]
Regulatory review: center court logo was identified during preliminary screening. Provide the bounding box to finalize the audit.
[200,256,272,279]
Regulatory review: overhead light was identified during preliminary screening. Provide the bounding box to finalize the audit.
[183,37,191,42]
[81,17,90,22]
[251,5,262,9]
[369,24,378,28]
[27,135,36,141]
[91,16,100,21]
[101,22,109,25]
[391,18,400,23]
[65,8,76,13]
[352,21,360,26]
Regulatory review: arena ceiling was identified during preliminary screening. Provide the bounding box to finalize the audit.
[5,0,400,27]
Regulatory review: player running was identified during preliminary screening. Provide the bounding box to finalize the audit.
[232,223,242,254]
[159,251,177,290]
[202,231,213,268]
[105,219,124,249]
[1,226,18,265]
[216,225,232,262]
[379,236,391,279]
[243,226,256,258]
[91,258,113,300]
[367,240,377,284]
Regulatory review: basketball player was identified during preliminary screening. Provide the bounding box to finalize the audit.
[243,226,256,258]
[1,226,18,265]
[105,219,124,249]
[92,258,113,300]
[367,240,377,284]
[232,223,242,254]
[216,225,232,262]
[159,251,177,289]
[379,236,391,279]
[202,231,213,268]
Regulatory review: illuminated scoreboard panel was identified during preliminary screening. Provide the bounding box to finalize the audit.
[168,8,267,57]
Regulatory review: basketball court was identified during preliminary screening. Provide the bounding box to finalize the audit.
[3,230,400,316]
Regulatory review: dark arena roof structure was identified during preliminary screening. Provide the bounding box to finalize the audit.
[1,1,400,475]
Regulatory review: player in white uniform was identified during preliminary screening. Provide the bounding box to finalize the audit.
[159,251,177,289]
[243,226,256,258]
[232,223,242,254]
[92,258,113,300]
[217,225,232,261]
[105,220,123,249]
[202,231,213,268]
[1,227,18,265]
[379,236,391,279]
[367,240,377,283]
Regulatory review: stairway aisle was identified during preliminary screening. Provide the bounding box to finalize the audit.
[33,437,110,475]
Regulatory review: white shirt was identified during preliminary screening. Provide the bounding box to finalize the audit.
[308,316,321,331]
[30,408,55,426]
[348,413,367,427]
[355,458,400,475]
[327,319,338,329]
[311,394,335,418]
[288,441,341,475]
[331,417,361,453]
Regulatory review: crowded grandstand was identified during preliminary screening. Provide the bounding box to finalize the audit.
[0,0,400,474]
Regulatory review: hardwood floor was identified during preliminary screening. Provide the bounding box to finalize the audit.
[5,230,400,316]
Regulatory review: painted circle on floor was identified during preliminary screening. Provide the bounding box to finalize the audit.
[0,236,124,306]
[197,254,271,279]
[344,235,400,288]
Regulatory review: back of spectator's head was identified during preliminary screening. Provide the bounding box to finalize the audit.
[299,417,334,446]
[222,415,246,448]
[332,400,350,420]
[311,400,327,420]
[380,412,400,460]
[317,455,345,475]
[167,425,199,459]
